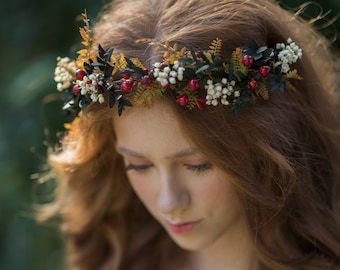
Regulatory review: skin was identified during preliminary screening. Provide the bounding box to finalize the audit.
[114,102,258,270]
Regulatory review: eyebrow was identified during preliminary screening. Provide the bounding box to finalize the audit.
[116,146,198,159]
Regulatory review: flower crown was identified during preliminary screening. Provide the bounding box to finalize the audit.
[54,11,303,118]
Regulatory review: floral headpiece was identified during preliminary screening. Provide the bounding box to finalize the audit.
[54,11,303,118]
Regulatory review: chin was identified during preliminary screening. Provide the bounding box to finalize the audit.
[168,233,211,251]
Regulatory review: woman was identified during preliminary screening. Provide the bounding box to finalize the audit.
[46,0,340,269]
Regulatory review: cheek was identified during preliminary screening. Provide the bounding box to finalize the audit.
[128,176,157,209]
[199,185,230,207]
[193,175,240,213]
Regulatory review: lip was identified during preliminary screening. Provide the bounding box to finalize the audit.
[165,220,202,234]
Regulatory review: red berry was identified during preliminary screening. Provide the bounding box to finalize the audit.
[122,73,130,79]
[241,55,254,67]
[259,66,270,77]
[177,94,189,106]
[195,98,206,110]
[72,85,80,94]
[121,79,133,93]
[188,79,200,91]
[76,69,86,80]
[140,75,152,87]
[248,79,258,90]
[143,68,149,74]
[86,79,92,84]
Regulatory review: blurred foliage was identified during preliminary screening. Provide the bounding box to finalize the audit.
[0,0,338,269]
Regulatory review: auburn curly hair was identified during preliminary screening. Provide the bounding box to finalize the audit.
[39,0,340,269]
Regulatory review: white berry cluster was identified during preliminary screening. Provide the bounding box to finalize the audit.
[205,78,238,106]
[76,73,105,104]
[54,57,77,91]
[152,61,185,87]
[276,38,302,73]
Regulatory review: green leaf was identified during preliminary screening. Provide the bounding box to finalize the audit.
[98,44,106,59]
[253,72,261,80]
[105,48,114,63]
[92,62,105,67]
[122,96,133,107]
[183,67,196,78]
[256,46,267,54]
[228,59,234,81]
[96,56,105,64]
[109,93,117,108]
[125,57,144,76]
[242,38,259,55]
[190,48,197,62]
[233,70,247,81]
[262,48,274,60]
[176,81,187,91]
[196,64,210,74]
[200,53,210,64]
[104,63,114,79]
[84,62,93,74]
[118,97,133,116]
[80,97,87,116]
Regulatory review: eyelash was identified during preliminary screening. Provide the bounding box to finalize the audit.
[125,162,213,174]
[185,162,213,173]
[125,163,152,172]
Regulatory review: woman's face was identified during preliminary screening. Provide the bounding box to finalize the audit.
[114,103,246,252]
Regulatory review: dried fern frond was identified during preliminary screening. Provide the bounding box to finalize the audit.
[285,69,303,80]
[224,63,230,73]
[134,85,164,107]
[257,82,269,100]
[232,48,248,75]
[209,38,222,57]
[79,10,92,48]
[203,52,214,64]
[284,69,303,91]
[134,88,153,107]
[285,81,297,91]
[131,58,145,70]
[79,29,91,47]
[75,57,87,69]
[163,46,186,65]
[109,54,119,75]
[77,49,88,56]
[75,10,93,68]
[118,53,128,69]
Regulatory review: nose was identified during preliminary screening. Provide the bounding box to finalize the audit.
[157,172,190,214]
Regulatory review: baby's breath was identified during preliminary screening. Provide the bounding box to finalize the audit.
[54,57,77,91]
[275,38,302,73]
[205,79,236,106]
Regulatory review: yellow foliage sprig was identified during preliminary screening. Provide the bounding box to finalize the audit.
[136,39,186,65]
[232,48,248,76]
[209,38,222,58]
[134,85,165,107]
[285,69,303,91]
[76,10,93,68]
[256,82,269,100]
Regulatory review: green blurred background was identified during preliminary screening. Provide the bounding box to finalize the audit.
[0,0,338,269]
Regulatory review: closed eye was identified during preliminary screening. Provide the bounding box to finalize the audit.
[125,163,153,172]
[185,162,213,173]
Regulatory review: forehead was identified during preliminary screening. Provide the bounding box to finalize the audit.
[113,103,195,158]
